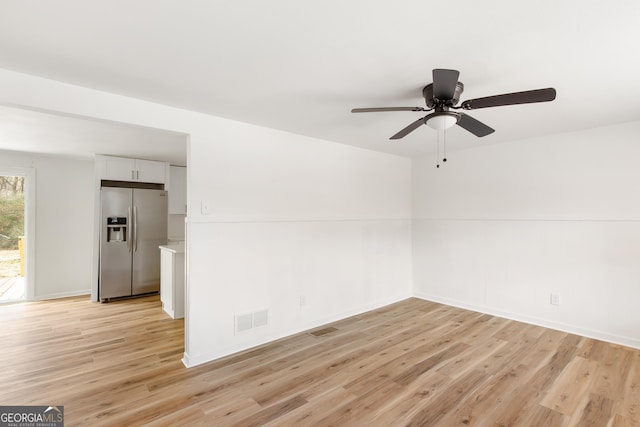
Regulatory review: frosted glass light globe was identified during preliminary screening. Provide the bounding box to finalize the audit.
[426,113,457,130]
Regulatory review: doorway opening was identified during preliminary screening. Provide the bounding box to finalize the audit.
[0,175,25,302]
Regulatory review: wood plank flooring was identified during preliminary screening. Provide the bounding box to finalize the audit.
[0,295,638,426]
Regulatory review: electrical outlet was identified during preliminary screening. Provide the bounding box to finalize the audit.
[299,296,306,307]
[550,293,561,306]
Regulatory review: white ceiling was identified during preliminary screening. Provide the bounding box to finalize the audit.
[0,105,188,165]
[0,0,639,162]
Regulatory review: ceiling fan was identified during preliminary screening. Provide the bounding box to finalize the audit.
[352,69,556,139]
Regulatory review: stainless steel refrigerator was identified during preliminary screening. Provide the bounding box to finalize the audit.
[99,185,167,301]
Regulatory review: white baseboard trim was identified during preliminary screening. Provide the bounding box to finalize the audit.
[34,290,92,301]
[413,291,640,351]
[182,292,412,368]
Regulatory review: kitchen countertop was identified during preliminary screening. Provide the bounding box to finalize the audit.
[159,244,184,254]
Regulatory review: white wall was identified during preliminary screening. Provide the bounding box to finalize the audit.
[187,124,412,365]
[413,121,640,349]
[0,150,94,299]
[0,69,413,366]
[167,214,185,240]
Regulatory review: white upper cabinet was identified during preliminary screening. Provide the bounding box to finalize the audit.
[168,165,187,214]
[135,159,166,183]
[96,155,167,184]
[100,156,135,181]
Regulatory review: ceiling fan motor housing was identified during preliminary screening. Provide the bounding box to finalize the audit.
[423,81,465,108]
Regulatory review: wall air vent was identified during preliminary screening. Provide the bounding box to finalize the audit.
[234,309,269,335]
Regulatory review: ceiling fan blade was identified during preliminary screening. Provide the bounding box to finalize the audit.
[389,117,426,140]
[456,113,495,137]
[432,69,460,100]
[462,88,556,110]
[351,107,426,113]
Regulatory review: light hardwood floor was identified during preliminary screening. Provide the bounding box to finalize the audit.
[0,295,638,426]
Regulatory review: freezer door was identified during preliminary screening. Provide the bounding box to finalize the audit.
[100,187,133,299]
[132,189,167,295]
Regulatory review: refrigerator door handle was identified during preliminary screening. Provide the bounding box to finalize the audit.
[133,205,138,252]
[127,206,132,253]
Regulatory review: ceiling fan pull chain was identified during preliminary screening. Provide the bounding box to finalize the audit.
[436,131,440,169]
[443,128,448,163]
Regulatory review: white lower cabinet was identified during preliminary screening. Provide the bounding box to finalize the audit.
[159,245,185,319]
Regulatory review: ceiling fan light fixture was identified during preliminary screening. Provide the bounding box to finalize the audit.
[351,68,556,139]
[425,112,458,130]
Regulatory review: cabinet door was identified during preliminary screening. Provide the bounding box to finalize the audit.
[174,252,185,318]
[160,249,175,316]
[100,156,136,181]
[135,159,166,183]
[168,166,187,214]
